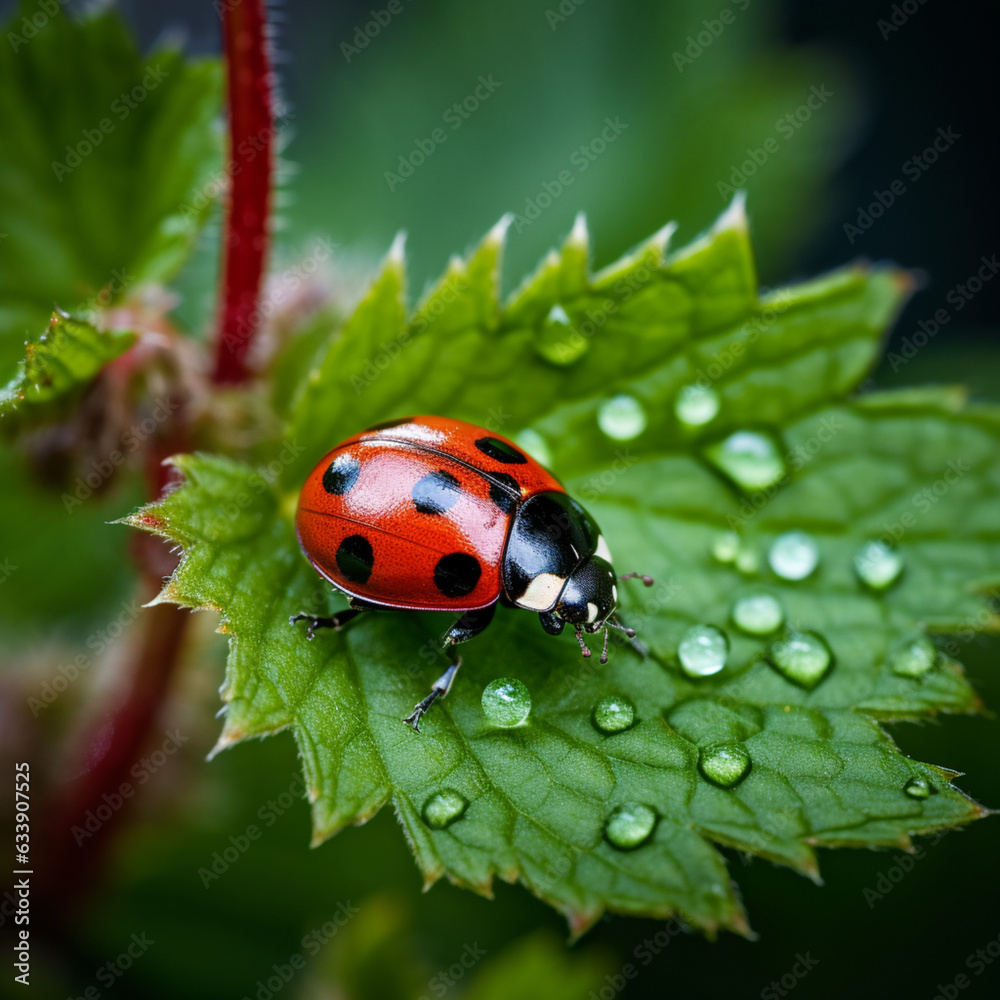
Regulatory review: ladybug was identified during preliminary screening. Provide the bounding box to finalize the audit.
[292,416,651,730]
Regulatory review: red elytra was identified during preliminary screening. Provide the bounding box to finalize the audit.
[295,415,563,611]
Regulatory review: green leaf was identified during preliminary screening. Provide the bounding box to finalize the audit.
[0,311,135,424]
[126,205,994,934]
[0,2,223,368]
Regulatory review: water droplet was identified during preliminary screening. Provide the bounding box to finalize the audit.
[422,789,468,828]
[888,634,938,679]
[698,742,752,788]
[705,430,786,490]
[711,531,740,564]
[768,531,819,581]
[597,394,647,441]
[854,540,904,590]
[604,802,657,849]
[904,776,934,800]
[767,630,833,688]
[731,593,785,636]
[535,304,589,365]
[592,695,636,734]
[735,547,760,575]
[675,383,720,427]
[678,624,729,678]
[513,428,552,468]
[482,677,532,727]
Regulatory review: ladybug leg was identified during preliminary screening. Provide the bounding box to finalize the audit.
[289,609,362,641]
[402,604,497,733]
[403,659,461,733]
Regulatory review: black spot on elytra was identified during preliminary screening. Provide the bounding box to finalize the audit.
[433,552,481,598]
[366,417,412,431]
[474,436,527,464]
[489,472,521,514]
[323,453,361,495]
[336,534,374,584]
[413,469,461,515]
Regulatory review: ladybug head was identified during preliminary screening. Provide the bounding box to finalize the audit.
[538,557,643,663]
[554,556,618,631]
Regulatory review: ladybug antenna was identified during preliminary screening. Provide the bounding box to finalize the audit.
[620,572,654,587]
[574,628,592,659]
[606,619,636,639]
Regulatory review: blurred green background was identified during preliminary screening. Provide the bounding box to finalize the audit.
[1,0,997,998]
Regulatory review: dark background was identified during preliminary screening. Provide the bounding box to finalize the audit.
[2,1,997,998]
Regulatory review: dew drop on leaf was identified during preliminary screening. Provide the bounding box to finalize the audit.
[674,383,720,427]
[731,592,784,635]
[698,742,752,788]
[888,634,938,678]
[604,802,657,850]
[482,677,532,727]
[535,303,589,365]
[705,430,786,490]
[853,540,904,590]
[735,547,760,575]
[513,428,553,468]
[768,530,819,581]
[711,530,740,564]
[904,777,934,800]
[678,624,729,677]
[767,630,833,688]
[422,788,468,829]
[597,394,647,441]
[591,695,636,733]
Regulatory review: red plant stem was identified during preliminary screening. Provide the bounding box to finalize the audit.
[212,0,274,384]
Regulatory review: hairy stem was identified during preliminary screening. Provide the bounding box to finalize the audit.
[212,0,274,384]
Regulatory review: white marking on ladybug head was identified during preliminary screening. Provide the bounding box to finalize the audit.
[595,535,612,564]
[517,572,566,612]
[611,584,618,603]
[586,602,599,623]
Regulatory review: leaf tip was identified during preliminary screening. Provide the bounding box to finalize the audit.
[715,189,749,234]
[485,212,514,247]
[387,230,407,266]
[567,211,589,248]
